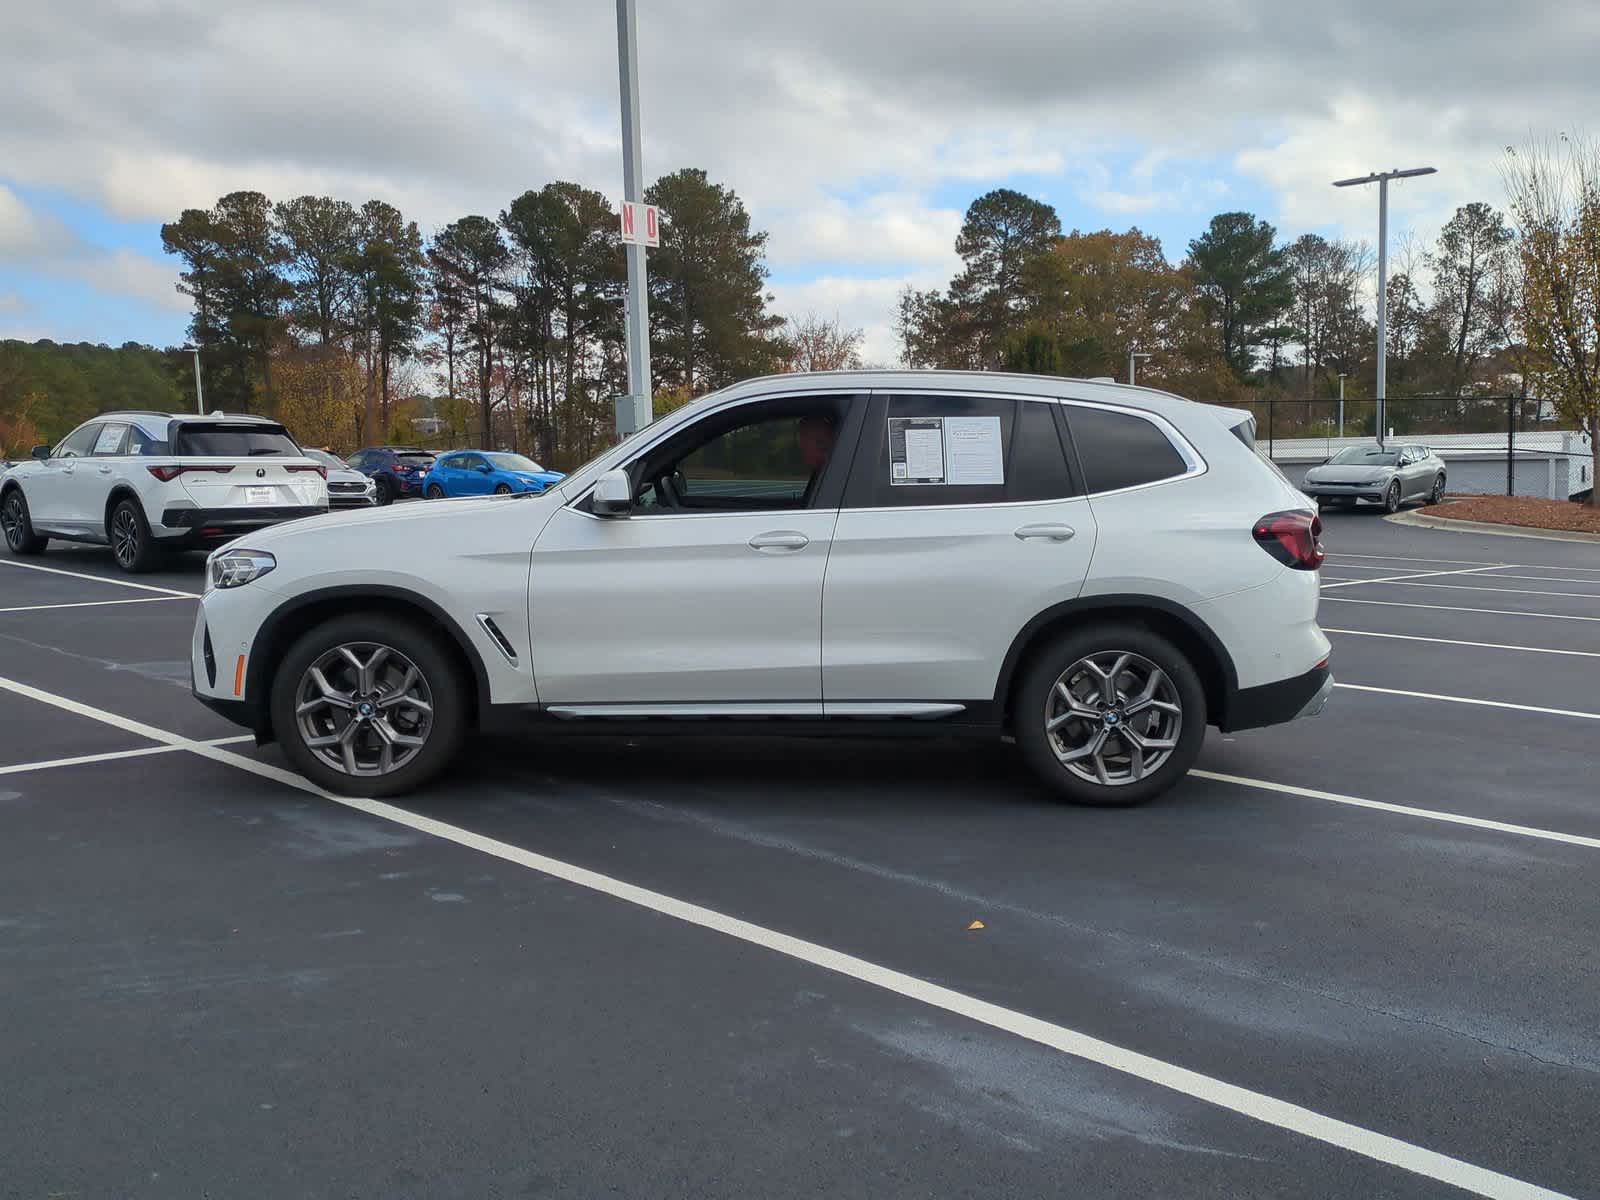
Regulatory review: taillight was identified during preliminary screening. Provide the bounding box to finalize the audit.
[287,464,327,479]
[147,464,233,482]
[1252,510,1324,570]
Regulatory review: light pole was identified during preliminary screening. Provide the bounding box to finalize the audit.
[182,344,204,414]
[1337,372,1347,439]
[1127,350,1151,386]
[615,0,652,436]
[1332,166,1436,447]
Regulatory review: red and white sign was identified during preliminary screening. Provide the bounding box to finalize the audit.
[619,201,659,248]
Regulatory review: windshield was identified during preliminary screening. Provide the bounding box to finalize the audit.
[1330,447,1400,466]
[487,453,545,473]
[173,424,301,457]
[305,449,344,470]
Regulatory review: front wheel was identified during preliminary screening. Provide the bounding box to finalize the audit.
[373,476,392,506]
[493,483,512,495]
[109,499,159,573]
[1014,624,1207,807]
[271,614,469,797]
[1428,474,1446,505]
[1,488,48,555]
[1382,480,1402,514]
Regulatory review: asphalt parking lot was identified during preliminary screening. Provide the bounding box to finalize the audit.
[3,512,1599,1200]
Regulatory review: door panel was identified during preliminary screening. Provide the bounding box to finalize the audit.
[823,498,1095,703]
[530,506,836,703]
[31,423,101,529]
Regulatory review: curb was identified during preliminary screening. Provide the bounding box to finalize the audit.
[1384,508,1600,545]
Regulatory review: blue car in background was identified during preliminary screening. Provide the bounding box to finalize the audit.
[422,450,565,499]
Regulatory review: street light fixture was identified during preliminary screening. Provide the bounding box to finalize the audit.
[181,344,204,415]
[1332,166,1437,447]
[1127,351,1152,386]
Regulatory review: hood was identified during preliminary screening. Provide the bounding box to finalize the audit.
[221,489,557,553]
[513,470,565,486]
[327,466,370,485]
[1306,464,1393,483]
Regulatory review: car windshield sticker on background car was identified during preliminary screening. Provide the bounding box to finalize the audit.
[188,371,1330,808]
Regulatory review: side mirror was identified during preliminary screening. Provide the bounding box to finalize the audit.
[592,468,633,517]
[476,463,493,474]
[31,444,51,460]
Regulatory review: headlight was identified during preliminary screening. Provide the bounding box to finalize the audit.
[209,549,276,590]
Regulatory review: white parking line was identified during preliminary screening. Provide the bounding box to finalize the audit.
[1322,596,1600,623]
[0,558,200,598]
[1335,579,1600,600]
[0,736,254,778]
[1335,681,1600,721]
[1324,628,1600,659]
[1321,566,1495,591]
[1329,552,1600,574]
[0,596,192,615]
[0,671,1576,1200]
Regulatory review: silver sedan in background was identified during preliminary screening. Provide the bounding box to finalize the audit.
[1300,443,1446,513]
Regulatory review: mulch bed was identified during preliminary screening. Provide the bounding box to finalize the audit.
[1423,494,1600,534]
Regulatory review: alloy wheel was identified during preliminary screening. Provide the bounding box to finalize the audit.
[1385,481,1401,513]
[294,641,434,777]
[111,507,141,567]
[1043,651,1182,786]
[1430,476,1445,504]
[1,494,22,548]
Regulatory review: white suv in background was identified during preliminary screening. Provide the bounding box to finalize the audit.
[1,412,329,572]
[190,372,1331,807]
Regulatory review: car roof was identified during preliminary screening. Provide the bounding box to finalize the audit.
[81,412,287,438]
[698,370,1242,429]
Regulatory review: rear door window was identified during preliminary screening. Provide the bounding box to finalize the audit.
[91,423,130,456]
[174,424,301,457]
[1063,405,1189,494]
[843,394,1079,508]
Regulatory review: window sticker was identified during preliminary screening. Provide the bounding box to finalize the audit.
[93,425,125,455]
[888,417,945,484]
[943,416,1004,485]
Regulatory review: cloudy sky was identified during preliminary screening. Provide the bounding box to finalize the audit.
[2,0,1594,363]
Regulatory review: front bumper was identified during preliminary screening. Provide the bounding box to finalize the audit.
[1303,482,1386,504]
[1221,663,1333,732]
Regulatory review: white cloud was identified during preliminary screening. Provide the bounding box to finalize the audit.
[0,292,28,315]
[768,269,951,366]
[0,184,183,312]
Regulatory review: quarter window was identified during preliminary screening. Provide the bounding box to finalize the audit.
[1064,406,1189,494]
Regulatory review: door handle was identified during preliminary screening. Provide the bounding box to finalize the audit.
[748,531,809,552]
[1014,523,1075,542]
[97,465,112,474]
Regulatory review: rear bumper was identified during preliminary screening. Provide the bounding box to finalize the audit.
[158,505,326,546]
[1221,663,1333,732]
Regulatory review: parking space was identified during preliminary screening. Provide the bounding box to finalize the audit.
[4,517,1600,1199]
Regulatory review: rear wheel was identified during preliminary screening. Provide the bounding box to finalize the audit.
[1,488,48,555]
[1014,623,1206,807]
[1382,480,1402,514]
[1428,474,1446,505]
[425,483,445,500]
[271,614,468,798]
[109,499,159,573]
[373,476,392,506]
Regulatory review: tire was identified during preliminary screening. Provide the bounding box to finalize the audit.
[425,484,445,500]
[1382,480,1401,514]
[493,483,512,495]
[373,476,392,506]
[1428,474,1446,505]
[1014,623,1207,808]
[1,487,48,555]
[108,498,160,573]
[270,613,468,798]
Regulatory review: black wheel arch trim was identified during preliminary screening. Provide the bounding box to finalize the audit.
[244,585,492,735]
[992,593,1241,728]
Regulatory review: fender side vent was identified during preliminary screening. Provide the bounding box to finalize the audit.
[202,624,217,687]
[476,614,519,666]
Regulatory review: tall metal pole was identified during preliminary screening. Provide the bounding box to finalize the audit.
[1376,177,1387,447]
[1127,351,1150,385]
[186,346,205,414]
[1332,166,1436,448]
[1337,373,1346,439]
[616,0,652,436]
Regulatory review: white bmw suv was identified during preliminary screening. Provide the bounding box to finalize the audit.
[1,412,329,572]
[190,372,1331,806]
